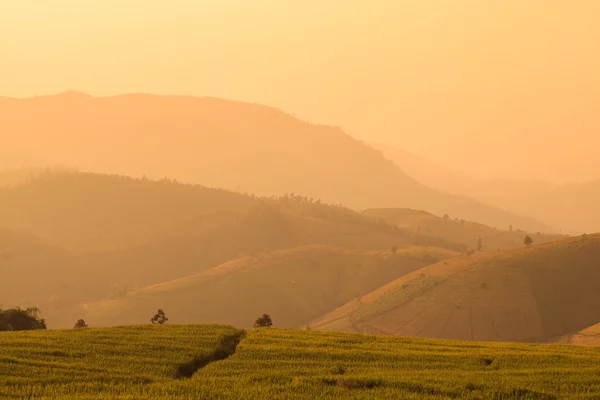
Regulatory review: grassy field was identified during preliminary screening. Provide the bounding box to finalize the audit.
[2,325,600,399]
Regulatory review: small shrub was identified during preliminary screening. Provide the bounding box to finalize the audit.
[331,364,347,375]
[479,357,494,366]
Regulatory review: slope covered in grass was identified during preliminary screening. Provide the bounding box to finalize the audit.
[2,326,600,399]
[311,234,600,343]
[0,325,241,399]
[80,245,458,329]
[0,92,551,232]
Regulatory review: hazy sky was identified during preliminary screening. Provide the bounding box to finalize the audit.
[1,1,599,182]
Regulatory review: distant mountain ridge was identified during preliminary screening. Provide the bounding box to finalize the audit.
[374,143,600,234]
[0,92,550,232]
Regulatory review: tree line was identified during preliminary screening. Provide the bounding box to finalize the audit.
[0,307,273,331]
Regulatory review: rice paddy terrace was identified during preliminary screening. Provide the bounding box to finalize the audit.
[1,325,600,399]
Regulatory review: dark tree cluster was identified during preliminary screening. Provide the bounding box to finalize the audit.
[151,309,169,325]
[0,307,47,331]
[74,319,88,329]
[253,314,273,328]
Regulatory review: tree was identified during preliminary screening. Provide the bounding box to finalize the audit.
[509,224,513,232]
[523,236,533,248]
[0,307,47,331]
[443,214,450,220]
[253,314,273,328]
[151,309,168,325]
[74,319,88,329]
[476,237,484,252]
[390,245,398,254]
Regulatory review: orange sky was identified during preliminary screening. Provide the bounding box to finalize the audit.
[1,0,599,182]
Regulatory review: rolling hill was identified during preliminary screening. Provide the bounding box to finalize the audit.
[76,245,458,329]
[362,208,562,251]
[374,142,600,234]
[0,171,258,251]
[0,171,571,331]
[0,92,550,232]
[0,227,82,309]
[310,234,600,343]
[1,171,467,328]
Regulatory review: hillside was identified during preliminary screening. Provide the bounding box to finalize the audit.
[374,143,600,234]
[0,92,551,232]
[0,171,258,251]
[3,325,600,399]
[78,245,458,329]
[310,234,600,343]
[363,208,562,251]
[0,227,82,309]
[1,171,466,328]
[566,323,600,347]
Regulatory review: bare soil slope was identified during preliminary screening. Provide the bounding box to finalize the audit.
[566,323,600,347]
[311,234,600,343]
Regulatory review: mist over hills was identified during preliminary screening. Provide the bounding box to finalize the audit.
[0,92,550,232]
[1,94,596,342]
[374,143,600,234]
[0,171,559,329]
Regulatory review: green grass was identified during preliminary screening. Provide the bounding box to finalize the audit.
[0,324,240,399]
[2,325,600,399]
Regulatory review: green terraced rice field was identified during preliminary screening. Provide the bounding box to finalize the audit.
[2,325,600,399]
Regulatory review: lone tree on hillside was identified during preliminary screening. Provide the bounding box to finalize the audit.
[74,319,88,329]
[476,237,484,252]
[0,307,47,331]
[151,309,168,325]
[253,314,273,328]
[523,236,534,248]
